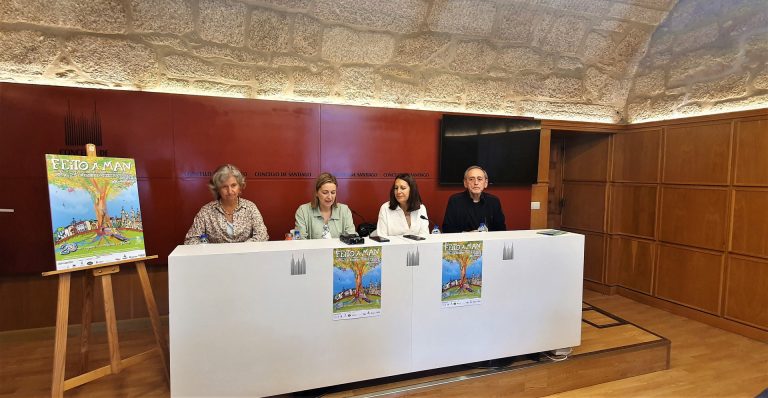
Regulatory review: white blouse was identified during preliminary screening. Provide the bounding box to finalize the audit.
[375,202,430,237]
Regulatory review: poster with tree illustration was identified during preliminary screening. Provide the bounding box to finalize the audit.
[441,241,483,308]
[46,154,146,270]
[333,246,382,320]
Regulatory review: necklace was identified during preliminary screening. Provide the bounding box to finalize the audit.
[220,200,237,217]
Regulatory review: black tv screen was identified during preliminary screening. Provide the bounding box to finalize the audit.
[439,115,541,185]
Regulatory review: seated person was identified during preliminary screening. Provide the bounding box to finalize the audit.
[294,172,356,239]
[375,174,429,237]
[442,165,506,233]
[184,164,269,244]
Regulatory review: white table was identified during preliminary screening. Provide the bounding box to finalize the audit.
[169,230,584,397]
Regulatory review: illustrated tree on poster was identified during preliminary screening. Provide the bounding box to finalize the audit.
[336,258,376,304]
[444,251,481,293]
[48,172,134,245]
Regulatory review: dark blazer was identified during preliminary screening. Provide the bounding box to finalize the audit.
[442,191,506,233]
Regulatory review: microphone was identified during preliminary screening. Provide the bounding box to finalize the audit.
[350,208,368,223]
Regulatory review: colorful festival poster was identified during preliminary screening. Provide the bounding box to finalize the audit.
[46,154,146,270]
[333,246,382,320]
[441,241,483,308]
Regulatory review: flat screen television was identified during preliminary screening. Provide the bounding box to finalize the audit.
[439,115,541,185]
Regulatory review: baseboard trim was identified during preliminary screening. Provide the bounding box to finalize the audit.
[584,280,617,295]
[616,287,768,343]
[0,316,168,343]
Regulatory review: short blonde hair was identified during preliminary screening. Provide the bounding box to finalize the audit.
[208,164,246,200]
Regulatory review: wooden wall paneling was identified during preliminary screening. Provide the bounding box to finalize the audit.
[605,235,620,286]
[0,178,56,274]
[146,266,169,316]
[576,231,606,283]
[610,184,657,238]
[0,275,56,331]
[608,236,655,294]
[83,91,176,178]
[655,244,724,315]
[319,104,440,178]
[0,84,176,179]
[662,122,732,185]
[531,128,552,228]
[612,129,661,183]
[733,118,768,186]
[0,266,169,332]
[616,286,768,342]
[0,83,93,179]
[542,120,621,133]
[658,186,729,250]
[537,128,552,184]
[547,136,564,229]
[172,95,321,177]
[562,182,607,232]
[530,183,548,229]
[137,178,179,264]
[562,134,611,182]
[724,255,768,330]
[730,189,768,258]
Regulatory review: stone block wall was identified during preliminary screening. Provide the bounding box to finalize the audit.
[5,0,764,124]
[627,0,768,122]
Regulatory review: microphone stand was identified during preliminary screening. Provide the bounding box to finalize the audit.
[350,208,376,237]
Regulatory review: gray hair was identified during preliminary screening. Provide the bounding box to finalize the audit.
[208,164,246,200]
[463,165,488,181]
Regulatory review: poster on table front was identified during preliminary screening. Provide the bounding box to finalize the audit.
[45,154,146,270]
[332,246,382,320]
[441,241,483,308]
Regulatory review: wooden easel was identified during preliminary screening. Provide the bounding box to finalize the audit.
[42,145,169,397]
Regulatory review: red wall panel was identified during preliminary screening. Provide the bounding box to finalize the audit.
[320,104,440,177]
[0,178,55,274]
[0,83,175,179]
[172,96,320,177]
[137,178,180,260]
[1,82,533,275]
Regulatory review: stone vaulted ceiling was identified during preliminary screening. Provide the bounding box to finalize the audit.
[0,0,766,123]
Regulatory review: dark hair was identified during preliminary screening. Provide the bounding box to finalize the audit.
[388,173,422,212]
[312,172,338,209]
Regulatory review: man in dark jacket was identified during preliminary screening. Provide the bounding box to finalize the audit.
[442,165,506,233]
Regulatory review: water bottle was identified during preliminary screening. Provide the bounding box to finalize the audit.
[293,229,301,240]
[477,222,488,232]
[199,233,209,244]
[431,224,441,234]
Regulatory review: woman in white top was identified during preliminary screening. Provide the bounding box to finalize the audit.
[375,173,429,237]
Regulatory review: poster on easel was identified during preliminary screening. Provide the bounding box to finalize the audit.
[332,246,382,320]
[45,154,146,270]
[441,241,483,308]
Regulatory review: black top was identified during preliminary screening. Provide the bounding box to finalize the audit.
[442,191,506,233]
